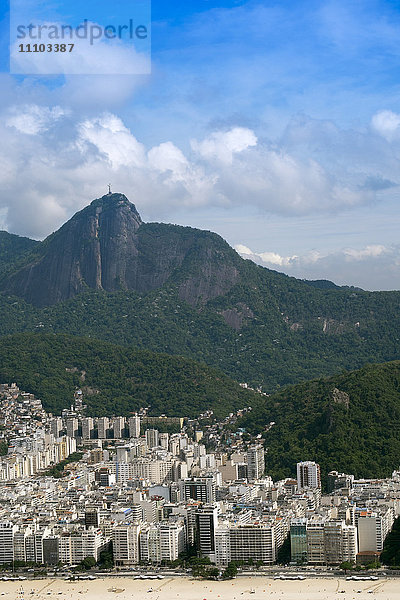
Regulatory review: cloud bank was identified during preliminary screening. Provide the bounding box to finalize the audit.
[1,103,399,240]
[235,243,400,291]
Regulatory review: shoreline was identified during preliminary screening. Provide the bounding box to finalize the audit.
[1,576,400,600]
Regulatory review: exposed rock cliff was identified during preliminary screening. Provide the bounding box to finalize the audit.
[0,193,241,306]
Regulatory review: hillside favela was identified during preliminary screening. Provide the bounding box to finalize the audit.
[0,193,399,600]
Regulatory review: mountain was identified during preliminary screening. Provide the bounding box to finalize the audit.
[0,231,39,278]
[238,360,400,482]
[0,192,399,391]
[0,332,258,417]
[0,193,240,307]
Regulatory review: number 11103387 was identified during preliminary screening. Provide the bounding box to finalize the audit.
[18,43,74,53]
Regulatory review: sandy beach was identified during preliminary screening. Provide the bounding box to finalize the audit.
[1,576,400,600]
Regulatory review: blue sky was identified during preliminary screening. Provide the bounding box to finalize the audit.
[1,0,400,289]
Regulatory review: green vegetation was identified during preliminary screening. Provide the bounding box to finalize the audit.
[0,333,259,417]
[238,361,400,482]
[97,547,114,570]
[381,518,400,566]
[0,441,8,455]
[72,556,96,572]
[189,556,219,579]
[339,561,354,573]
[0,237,399,392]
[0,231,38,278]
[222,562,238,579]
[44,452,83,478]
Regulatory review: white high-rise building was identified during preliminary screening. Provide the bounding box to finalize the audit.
[97,417,109,439]
[297,461,321,490]
[305,519,358,564]
[113,524,141,566]
[139,522,185,563]
[215,525,231,566]
[58,530,107,565]
[358,509,394,552]
[306,520,325,564]
[159,432,169,450]
[113,417,126,439]
[229,523,276,564]
[50,417,63,438]
[0,522,17,564]
[128,415,141,438]
[181,477,216,503]
[146,429,159,449]
[81,417,94,440]
[247,445,265,480]
[324,521,358,564]
[169,435,180,455]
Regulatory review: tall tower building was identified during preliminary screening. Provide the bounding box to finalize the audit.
[50,417,63,438]
[128,415,141,438]
[113,524,141,566]
[146,429,159,449]
[297,461,321,490]
[81,417,94,440]
[247,445,265,480]
[66,417,79,439]
[159,432,169,450]
[113,417,126,439]
[97,417,109,439]
[0,522,17,564]
[196,505,218,562]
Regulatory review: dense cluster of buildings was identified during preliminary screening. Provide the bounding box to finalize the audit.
[0,384,77,481]
[0,384,399,570]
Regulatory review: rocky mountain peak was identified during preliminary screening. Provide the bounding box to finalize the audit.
[0,192,240,306]
[89,192,142,222]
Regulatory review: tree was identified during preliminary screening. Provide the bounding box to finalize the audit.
[222,562,238,579]
[97,548,113,570]
[207,567,220,580]
[81,556,96,570]
[339,561,354,574]
[365,561,380,570]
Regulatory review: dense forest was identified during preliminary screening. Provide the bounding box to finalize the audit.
[0,333,259,417]
[238,361,400,482]
[0,276,399,393]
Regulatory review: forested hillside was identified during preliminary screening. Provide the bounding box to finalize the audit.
[0,333,258,417]
[0,194,399,392]
[238,361,400,482]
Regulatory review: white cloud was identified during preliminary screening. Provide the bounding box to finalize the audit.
[78,114,146,169]
[0,105,399,242]
[148,141,189,174]
[343,245,387,260]
[6,105,66,135]
[257,251,298,266]
[191,127,257,165]
[235,243,400,291]
[371,110,400,141]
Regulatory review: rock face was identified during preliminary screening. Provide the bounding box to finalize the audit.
[0,193,241,307]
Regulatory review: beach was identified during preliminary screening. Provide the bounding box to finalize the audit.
[1,576,400,600]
